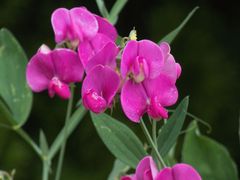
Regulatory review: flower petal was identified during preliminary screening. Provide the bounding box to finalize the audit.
[51,48,84,83]
[121,80,147,123]
[82,65,120,112]
[138,40,164,79]
[121,40,138,78]
[51,8,72,43]
[172,164,202,180]
[85,42,119,73]
[78,33,114,70]
[135,156,158,180]
[95,15,118,41]
[48,77,71,99]
[155,167,173,180]
[161,54,178,84]
[70,7,98,41]
[144,75,178,107]
[26,45,54,92]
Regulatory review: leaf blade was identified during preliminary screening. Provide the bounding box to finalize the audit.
[157,96,189,157]
[91,112,147,168]
[109,0,128,25]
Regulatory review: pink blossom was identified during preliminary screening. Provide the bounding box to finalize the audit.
[156,163,202,180]
[78,33,119,73]
[51,7,117,45]
[121,41,180,122]
[82,65,120,113]
[121,156,201,180]
[26,45,84,99]
[121,156,158,180]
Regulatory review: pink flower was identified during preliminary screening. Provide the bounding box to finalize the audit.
[26,45,84,99]
[82,65,120,113]
[121,156,201,180]
[121,156,158,180]
[78,33,119,73]
[120,41,180,122]
[156,164,202,180]
[51,7,117,45]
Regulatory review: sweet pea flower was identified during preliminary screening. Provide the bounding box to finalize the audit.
[82,65,120,113]
[121,156,201,180]
[121,156,158,180]
[26,45,84,99]
[121,41,180,122]
[51,7,98,44]
[78,33,119,73]
[156,163,202,180]
[51,7,117,45]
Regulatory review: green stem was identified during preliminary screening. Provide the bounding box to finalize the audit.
[152,120,157,145]
[42,160,49,180]
[140,118,166,168]
[14,128,42,158]
[55,86,75,180]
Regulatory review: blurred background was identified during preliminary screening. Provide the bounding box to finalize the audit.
[0,0,239,179]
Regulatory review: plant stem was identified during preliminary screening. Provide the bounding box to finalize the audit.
[140,118,166,168]
[55,86,75,180]
[42,160,49,180]
[152,120,157,145]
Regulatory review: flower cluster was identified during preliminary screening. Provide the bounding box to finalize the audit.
[121,156,201,180]
[26,6,181,122]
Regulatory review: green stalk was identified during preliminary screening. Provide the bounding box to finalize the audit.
[42,160,49,180]
[55,86,75,180]
[140,118,166,168]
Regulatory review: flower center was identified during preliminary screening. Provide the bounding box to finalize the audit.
[48,77,71,99]
[147,96,168,120]
[83,89,107,113]
[131,56,149,83]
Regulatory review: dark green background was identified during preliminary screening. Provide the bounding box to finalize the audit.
[0,0,239,179]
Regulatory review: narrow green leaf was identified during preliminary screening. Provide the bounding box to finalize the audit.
[39,130,49,156]
[48,105,87,159]
[95,0,110,18]
[182,121,239,180]
[157,96,189,157]
[91,112,147,168]
[108,159,130,180]
[159,7,199,44]
[109,0,128,25]
[0,28,33,127]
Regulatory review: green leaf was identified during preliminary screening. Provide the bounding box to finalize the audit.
[39,130,49,156]
[182,121,239,180]
[0,28,33,127]
[109,0,128,25]
[159,7,199,44]
[95,0,110,18]
[108,159,130,180]
[157,96,189,157]
[91,112,147,168]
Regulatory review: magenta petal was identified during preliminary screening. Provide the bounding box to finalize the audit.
[85,42,119,73]
[135,156,158,180]
[176,63,182,78]
[144,75,178,107]
[138,40,164,79]
[48,77,71,99]
[155,167,173,180]
[51,48,84,83]
[121,175,136,180]
[78,33,113,69]
[95,15,118,41]
[121,40,138,78]
[51,8,72,43]
[26,45,54,92]
[172,164,202,180]
[159,42,171,56]
[161,54,178,84]
[82,65,120,112]
[70,7,98,41]
[121,80,148,122]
